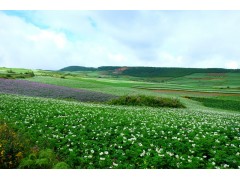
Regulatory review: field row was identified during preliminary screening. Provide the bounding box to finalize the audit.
[0,78,116,102]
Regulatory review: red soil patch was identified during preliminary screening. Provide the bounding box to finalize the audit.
[113,67,128,74]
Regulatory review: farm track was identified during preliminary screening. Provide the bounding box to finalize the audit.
[0,78,117,102]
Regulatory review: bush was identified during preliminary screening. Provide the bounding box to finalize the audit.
[7,69,15,73]
[18,149,70,169]
[0,123,26,168]
[18,149,56,169]
[53,162,70,169]
[108,95,185,108]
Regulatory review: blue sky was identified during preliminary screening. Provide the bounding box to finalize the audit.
[0,10,240,70]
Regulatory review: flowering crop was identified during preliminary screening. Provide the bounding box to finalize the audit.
[0,94,239,169]
[0,78,116,102]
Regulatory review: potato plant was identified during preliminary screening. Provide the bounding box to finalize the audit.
[0,94,239,169]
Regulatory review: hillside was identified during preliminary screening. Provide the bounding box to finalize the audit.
[60,66,240,78]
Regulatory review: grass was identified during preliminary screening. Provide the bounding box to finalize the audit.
[187,97,240,112]
[27,76,160,96]
[0,67,35,79]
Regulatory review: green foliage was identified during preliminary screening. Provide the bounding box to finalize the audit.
[60,66,97,71]
[61,66,240,78]
[7,69,15,73]
[106,67,240,78]
[1,94,239,169]
[0,123,28,168]
[0,69,34,79]
[188,97,240,112]
[18,149,68,169]
[108,95,185,108]
[53,162,70,169]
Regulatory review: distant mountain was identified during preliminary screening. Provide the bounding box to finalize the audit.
[60,66,240,77]
[60,66,97,71]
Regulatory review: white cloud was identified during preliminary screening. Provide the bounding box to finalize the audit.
[0,10,240,70]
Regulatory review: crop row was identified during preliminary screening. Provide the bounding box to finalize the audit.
[0,78,116,102]
[0,94,239,169]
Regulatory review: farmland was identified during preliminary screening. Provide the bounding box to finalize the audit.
[0,66,240,169]
[0,94,239,169]
[0,78,116,102]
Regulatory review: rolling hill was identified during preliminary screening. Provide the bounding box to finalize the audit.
[60,66,240,78]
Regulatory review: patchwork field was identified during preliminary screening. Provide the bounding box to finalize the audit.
[0,66,240,169]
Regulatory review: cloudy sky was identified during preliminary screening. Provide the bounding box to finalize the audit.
[0,10,240,70]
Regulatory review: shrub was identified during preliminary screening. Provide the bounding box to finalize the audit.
[53,162,70,169]
[18,149,56,169]
[0,123,26,168]
[7,69,15,73]
[108,95,185,108]
[18,149,70,169]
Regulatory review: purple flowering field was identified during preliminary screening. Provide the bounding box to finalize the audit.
[0,78,117,102]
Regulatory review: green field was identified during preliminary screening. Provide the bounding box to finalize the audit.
[0,66,240,169]
[1,94,239,169]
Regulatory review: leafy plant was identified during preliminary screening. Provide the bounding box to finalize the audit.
[0,123,27,168]
[108,95,185,108]
[18,149,69,169]
[53,162,70,169]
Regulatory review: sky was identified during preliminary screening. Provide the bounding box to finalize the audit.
[0,10,240,70]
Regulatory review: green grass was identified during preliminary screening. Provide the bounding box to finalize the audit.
[167,73,240,90]
[27,76,161,97]
[187,97,240,112]
[0,94,239,169]
[0,67,35,79]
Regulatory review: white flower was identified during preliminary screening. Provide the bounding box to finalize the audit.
[140,150,146,157]
[212,162,216,166]
[69,148,73,152]
[113,162,118,167]
[138,143,143,147]
[104,151,109,155]
[100,157,105,161]
[88,155,92,158]
[223,164,229,168]
[100,152,103,155]
[91,150,94,153]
